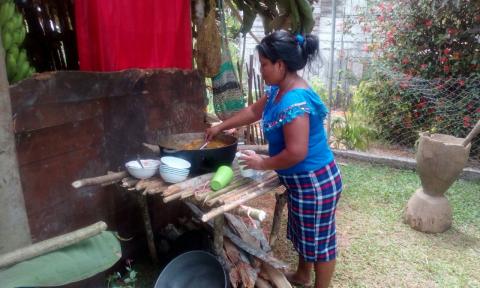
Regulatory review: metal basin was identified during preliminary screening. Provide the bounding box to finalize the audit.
[154,250,227,288]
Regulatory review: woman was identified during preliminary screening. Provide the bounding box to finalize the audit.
[206,30,342,288]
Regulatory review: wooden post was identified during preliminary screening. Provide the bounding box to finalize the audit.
[137,194,159,264]
[269,192,287,249]
[0,36,32,254]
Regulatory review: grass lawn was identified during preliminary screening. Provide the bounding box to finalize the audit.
[273,161,480,288]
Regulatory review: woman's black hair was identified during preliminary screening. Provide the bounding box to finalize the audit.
[256,30,319,72]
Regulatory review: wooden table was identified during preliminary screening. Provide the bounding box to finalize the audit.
[72,168,288,265]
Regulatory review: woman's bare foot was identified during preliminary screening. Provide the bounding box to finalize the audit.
[285,271,312,287]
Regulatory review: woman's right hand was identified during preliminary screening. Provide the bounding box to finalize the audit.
[205,125,223,141]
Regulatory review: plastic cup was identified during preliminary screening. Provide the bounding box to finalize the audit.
[210,165,234,191]
[236,150,259,178]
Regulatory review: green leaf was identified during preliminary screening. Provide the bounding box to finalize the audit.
[0,231,121,288]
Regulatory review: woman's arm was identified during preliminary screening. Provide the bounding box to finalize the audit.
[242,114,309,170]
[206,95,268,141]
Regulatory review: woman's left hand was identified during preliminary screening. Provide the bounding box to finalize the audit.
[240,150,267,170]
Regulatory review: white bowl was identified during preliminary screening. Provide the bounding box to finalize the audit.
[125,159,160,179]
[160,171,189,183]
[160,164,189,175]
[160,156,191,169]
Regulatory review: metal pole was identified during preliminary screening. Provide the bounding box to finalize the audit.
[326,0,337,139]
[0,36,32,254]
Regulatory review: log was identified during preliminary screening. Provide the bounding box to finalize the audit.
[220,177,279,204]
[201,185,277,222]
[261,261,292,288]
[185,202,288,270]
[234,205,267,222]
[72,171,127,188]
[225,213,260,250]
[203,178,252,205]
[269,192,287,249]
[137,195,159,264]
[198,177,249,202]
[255,277,273,288]
[224,238,257,288]
[162,173,214,197]
[121,177,139,188]
[206,173,278,206]
[0,221,107,269]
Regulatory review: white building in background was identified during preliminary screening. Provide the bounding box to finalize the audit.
[239,0,371,105]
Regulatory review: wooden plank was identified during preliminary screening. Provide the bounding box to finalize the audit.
[20,146,105,216]
[15,117,104,166]
[13,100,104,132]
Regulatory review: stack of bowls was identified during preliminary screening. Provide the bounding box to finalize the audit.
[160,156,191,183]
[125,159,161,179]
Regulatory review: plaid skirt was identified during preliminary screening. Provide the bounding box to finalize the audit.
[278,160,342,262]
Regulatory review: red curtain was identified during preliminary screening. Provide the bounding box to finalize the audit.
[75,0,192,71]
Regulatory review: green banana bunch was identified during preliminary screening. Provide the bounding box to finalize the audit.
[0,0,34,84]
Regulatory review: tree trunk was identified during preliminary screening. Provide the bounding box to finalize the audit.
[0,37,32,254]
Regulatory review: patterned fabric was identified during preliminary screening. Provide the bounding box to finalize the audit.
[211,3,245,120]
[262,86,333,174]
[278,160,342,262]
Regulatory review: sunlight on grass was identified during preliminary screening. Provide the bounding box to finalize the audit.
[274,161,480,288]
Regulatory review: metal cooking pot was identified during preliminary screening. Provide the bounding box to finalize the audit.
[158,132,237,176]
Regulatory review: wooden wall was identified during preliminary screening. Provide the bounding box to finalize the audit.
[9,69,206,286]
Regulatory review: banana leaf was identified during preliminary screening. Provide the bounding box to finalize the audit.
[0,231,121,288]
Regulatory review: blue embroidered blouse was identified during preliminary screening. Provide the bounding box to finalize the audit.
[262,85,334,175]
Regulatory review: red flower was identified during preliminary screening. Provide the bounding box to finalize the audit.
[402,57,410,64]
[377,15,385,22]
[476,108,480,113]
[424,19,433,28]
[443,65,450,73]
[440,57,448,64]
[443,48,451,55]
[399,81,409,89]
[458,79,465,86]
[447,28,457,35]
[427,108,435,114]
[420,64,428,70]
[463,116,471,128]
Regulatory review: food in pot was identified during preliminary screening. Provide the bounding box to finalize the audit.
[181,139,226,150]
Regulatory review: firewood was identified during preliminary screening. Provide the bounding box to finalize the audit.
[162,173,214,197]
[224,238,257,288]
[233,205,267,222]
[143,180,169,195]
[185,202,288,270]
[261,261,292,288]
[255,277,273,288]
[0,222,107,269]
[121,177,139,188]
[220,177,279,204]
[197,177,249,202]
[71,171,127,188]
[206,173,278,206]
[201,186,278,222]
[225,213,260,249]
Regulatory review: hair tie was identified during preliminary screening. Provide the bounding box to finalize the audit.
[295,34,305,46]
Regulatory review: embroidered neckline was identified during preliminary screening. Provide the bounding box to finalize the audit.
[263,101,316,132]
